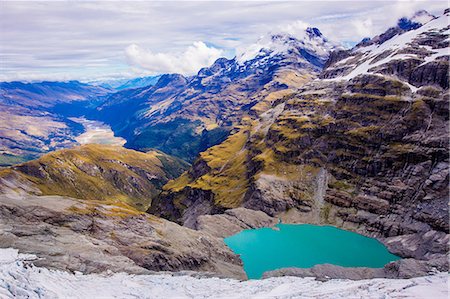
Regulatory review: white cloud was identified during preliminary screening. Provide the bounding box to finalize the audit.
[279,20,311,38]
[125,41,224,75]
[352,18,374,38]
[0,1,448,81]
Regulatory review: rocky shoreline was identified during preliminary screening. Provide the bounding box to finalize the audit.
[195,207,448,280]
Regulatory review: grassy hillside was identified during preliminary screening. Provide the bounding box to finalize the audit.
[0,144,189,210]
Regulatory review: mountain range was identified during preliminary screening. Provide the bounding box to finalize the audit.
[0,9,448,285]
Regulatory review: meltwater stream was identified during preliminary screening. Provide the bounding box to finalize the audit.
[224,224,400,279]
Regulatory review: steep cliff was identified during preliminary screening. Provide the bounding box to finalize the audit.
[150,12,449,272]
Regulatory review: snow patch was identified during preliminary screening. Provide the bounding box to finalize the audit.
[0,248,448,299]
[329,12,449,83]
[236,28,341,64]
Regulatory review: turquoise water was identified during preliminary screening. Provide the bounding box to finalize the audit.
[224,224,400,279]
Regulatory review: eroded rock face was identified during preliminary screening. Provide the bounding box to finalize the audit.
[154,73,448,275]
[0,192,246,280]
[262,258,447,280]
[195,208,278,238]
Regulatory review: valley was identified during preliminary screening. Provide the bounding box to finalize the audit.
[70,117,126,146]
[0,5,448,298]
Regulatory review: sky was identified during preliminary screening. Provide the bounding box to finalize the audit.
[0,0,448,82]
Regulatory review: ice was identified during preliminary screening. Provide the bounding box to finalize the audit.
[0,248,447,299]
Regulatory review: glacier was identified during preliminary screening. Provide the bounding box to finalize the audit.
[0,248,447,299]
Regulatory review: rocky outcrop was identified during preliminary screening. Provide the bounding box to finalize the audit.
[195,208,278,238]
[263,258,446,280]
[0,191,246,279]
[322,11,449,91]
[150,187,223,228]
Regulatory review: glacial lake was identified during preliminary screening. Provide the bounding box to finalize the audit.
[224,224,400,279]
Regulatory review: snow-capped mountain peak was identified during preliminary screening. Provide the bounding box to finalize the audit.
[409,10,436,26]
[321,10,449,90]
[236,26,342,66]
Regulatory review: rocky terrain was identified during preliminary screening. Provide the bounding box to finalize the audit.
[0,248,447,299]
[0,144,243,279]
[151,11,449,277]
[0,194,244,279]
[0,8,448,286]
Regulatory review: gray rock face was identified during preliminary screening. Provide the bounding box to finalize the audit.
[262,258,445,280]
[154,73,448,279]
[195,208,278,238]
[150,186,225,229]
[0,192,246,280]
[263,264,385,280]
[147,12,449,282]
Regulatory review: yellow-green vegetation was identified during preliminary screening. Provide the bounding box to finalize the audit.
[383,142,421,161]
[345,125,380,140]
[328,179,353,191]
[351,78,409,96]
[67,200,146,219]
[406,99,428,121]
[0,144,188,211]
[269,97,335,144]
[320,203,332,222]
[250,144,322,202]
[163,172,192,192]
[253,148,318,179]
[341,93,402,102]
[250,70,312,115]
[164,128,251,208]
[251,89,294,115]
[271,122,305,140]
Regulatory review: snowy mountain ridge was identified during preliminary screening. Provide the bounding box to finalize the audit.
[237,26,342,67]
[321,10,449,90]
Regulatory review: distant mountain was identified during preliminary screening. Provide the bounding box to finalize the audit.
[0,80,108,108]
[90,76,161,91]
[354,10,436,48]
[236,27,340,67]
[322,10,448,89]
[116,76,161,90]
[0,81,110,166]
[99,27,341,162]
